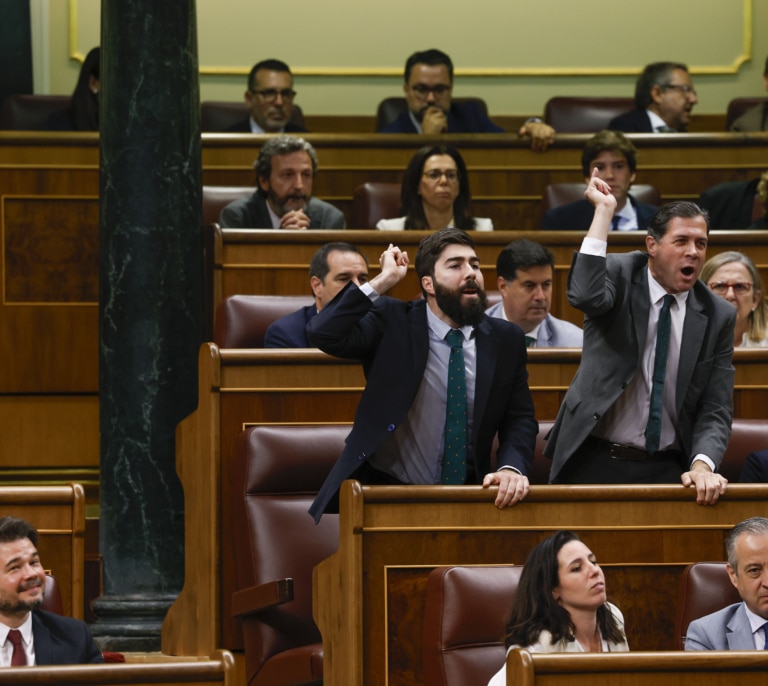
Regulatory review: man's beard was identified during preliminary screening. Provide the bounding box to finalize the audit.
[433,278,487,327]
[268,188,308,216]
[0,580,44,616]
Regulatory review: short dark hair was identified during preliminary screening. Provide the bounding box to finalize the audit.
[309,242,368,282]
[404,49,454,84]
[0,516,38,547]
[647,201,709,242]
[503,531,625,649]
[415,227,475,296]
[581,130,638,176]
[253,135,318,195]
[726,517,768,570]
[496,240,554,281]
[248,59,292,91]
[401,144,476,231]
[634,61,689,109]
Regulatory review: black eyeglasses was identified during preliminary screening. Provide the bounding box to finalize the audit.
[410,84,451,97]
[250,88,297,102]
[662,83,697,97]
[422,169,460,182]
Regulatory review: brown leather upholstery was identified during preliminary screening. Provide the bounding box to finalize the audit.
[202,185,254,226]
[675,562,740,649]
[375,97,489,132]
[41,574,64,615]
[231,424,345,686]
[0,94,71,130]
[200,101,306,132]
[542,183,661,214]
[423,565,522,686]
[719,418,768,483]
[531,420,553,485]
[543,97,635,133]
[725,97,768,130]
[214,294,315,348]
[350,182,401,228]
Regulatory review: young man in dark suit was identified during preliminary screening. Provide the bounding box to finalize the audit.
[307,228,538,521]
[0,517,103,666]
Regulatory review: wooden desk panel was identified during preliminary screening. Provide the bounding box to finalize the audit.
[314,483,768,686]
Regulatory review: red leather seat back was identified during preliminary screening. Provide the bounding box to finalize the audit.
[202,186,254,227]
[423,565,522,686]
[720,418,768,483]
[543,97,635,133]
[0,94,71,130]
[542,183,661,214]
[350,182,401,229]
[725,97,767,129]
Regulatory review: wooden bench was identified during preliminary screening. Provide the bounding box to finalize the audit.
[505,649,768,686]
[314,482,768,686]
[0,484,85,618]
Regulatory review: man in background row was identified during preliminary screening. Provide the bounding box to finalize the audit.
[265,242,369,347]
[730,54,768,132]
[227,59,308,134]
[219,135,346,229]
[609,61,698,133]
[542,130,658,231]
[486,239,582,347]
[379,48,556,151]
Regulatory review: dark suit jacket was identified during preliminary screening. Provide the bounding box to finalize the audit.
[264,305,317,348]
[740,450,768,483]
[218,192,346,229]
[224,118,307,133]
[730,102,768,132]
[306,283,538,521]
[378,101,505,134]
[608,108,653,133]
[31,610,103,664]
[697,178,760,230]
[541,195,658,231]
[545,251,736,481]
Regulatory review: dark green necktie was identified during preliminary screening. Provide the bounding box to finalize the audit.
[442,329,467,484]
[525,335,536,348]
[645,294,674,455]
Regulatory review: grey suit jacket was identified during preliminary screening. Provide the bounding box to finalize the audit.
[685,602,757,650]
[544,250,736,481]
[218,192,346,229]
[484,305,583,347]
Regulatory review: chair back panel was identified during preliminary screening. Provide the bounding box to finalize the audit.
[232,424,346,685]
[201,101,306,132]
[0,94,71,130]
[350,182,401,228]
[423,565,522,686]
[41,574,63,615]
[542,183,660,214]
[544,97,635,133]
[214,294,315,348]
[375,97,489,132]
[725,97,768,130]
[720,418,768,483]
[675,562,740,649]
[202,185,254,227]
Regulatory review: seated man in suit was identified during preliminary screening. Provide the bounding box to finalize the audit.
[307,228,538,521]
[0,516,103,665]
[541,130,658,231]
[730,54,768,132]
[265,242,369,347]
[486,239,583,347]
[219,135,346,229]
[226,58,307,134]
[686,517,768,650]
[378,48,555,151]
[697,170,767,230]
[609,61,698,133]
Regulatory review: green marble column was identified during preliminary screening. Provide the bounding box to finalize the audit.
[95,1,202,651]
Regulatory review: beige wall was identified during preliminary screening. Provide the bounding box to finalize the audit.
[40,0,768,117]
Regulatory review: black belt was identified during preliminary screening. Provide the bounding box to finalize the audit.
[586,435,683,463]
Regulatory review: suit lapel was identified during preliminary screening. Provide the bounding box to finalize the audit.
[31,612,51,665]
[676,287,707,409]
[473,318,495,442]
[726,603,757,650]
[410,300,430,380]
[630,264,650,352]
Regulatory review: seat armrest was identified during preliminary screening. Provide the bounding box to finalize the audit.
[232,578,294,618]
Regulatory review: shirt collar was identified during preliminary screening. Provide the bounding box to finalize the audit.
[408,110,423,134]
[0,612,33,645]
[425,301,474,341]
[646,109,674,132]
[249,117,285,135]
[647,269,689,307]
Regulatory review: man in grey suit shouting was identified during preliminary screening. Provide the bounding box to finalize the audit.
[545,170,735,505]
[686,517,768,650]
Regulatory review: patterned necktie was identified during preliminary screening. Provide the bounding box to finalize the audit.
[656,125,676,133]
[7,629,26,666]
[442,329,467,484]
[645,294,674,455]
[524,335,536,348]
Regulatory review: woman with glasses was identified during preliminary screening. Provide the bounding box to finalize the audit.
[700,251,768,348]
[376,144,493,231]
[487,530,629,686]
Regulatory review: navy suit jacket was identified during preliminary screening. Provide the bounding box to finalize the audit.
[378,101,504,134]
[608,109,653,133]
[264,305,317,348]
[224,118,307,133]
[219,193,346,229]
[31,610,103,665]
[541,195,658,231]
[306,283,538,521]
